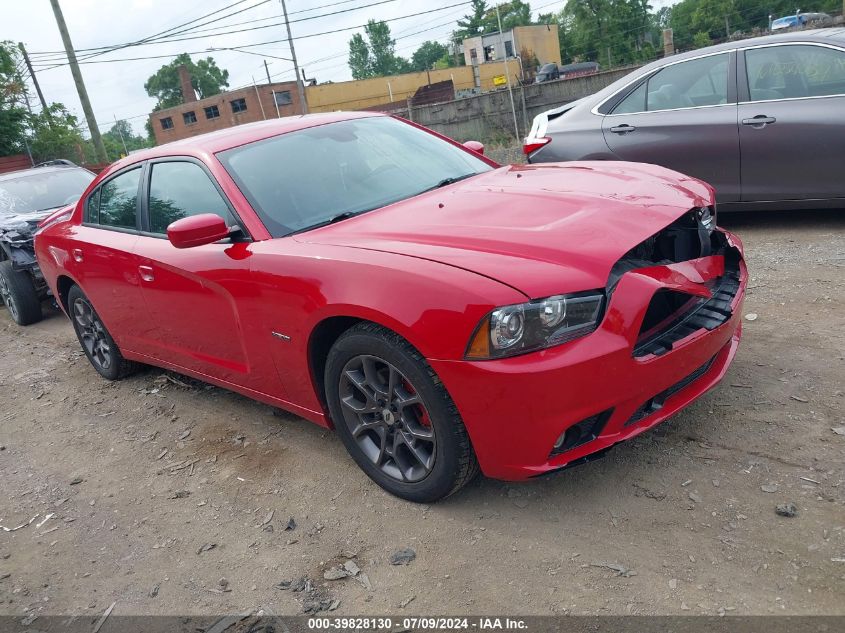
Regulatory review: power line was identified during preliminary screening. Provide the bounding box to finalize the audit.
[32,2,474,71]
[29,0,264,58]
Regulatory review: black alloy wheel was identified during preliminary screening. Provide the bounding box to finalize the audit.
[67,285,139,380]
[338,354,436,482]
[325,323,479,503]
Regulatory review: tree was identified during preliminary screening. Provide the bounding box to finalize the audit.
[480,0,533,33]
[144,53,229,110]
[411,41,450,72]
[102,119,150,161]
[456,0,489,37]
[28,103,91,164]
[348,33,372,80]
[0,41,29,156]
[346,20,410,79]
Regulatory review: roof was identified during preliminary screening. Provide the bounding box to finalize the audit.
[114,111,383,169]
[0,162,90,183]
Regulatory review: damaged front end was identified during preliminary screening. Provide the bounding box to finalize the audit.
[608,206,744,359]
[0,211,49,293]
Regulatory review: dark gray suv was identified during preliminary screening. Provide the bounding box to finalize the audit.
[525,29,845,210]
[0,161,94,325]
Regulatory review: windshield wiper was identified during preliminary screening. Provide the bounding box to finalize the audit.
[421,172,478,194]
[286,209,373,236]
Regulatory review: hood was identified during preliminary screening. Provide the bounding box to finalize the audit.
[295,162,713,298]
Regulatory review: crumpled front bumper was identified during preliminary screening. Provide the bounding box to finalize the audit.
[430,230,747,481]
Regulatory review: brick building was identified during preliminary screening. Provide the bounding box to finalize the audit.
[150,65,305,144]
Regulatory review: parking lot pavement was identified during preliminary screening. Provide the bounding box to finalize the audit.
[0,210,843,618]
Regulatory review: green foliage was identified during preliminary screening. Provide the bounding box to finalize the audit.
[0,41,29,156]
[665,0,843,50]
[144,53,229,109]
[28,103,91,164]
[693,31,713,49]
[456,0,489,37]
[480,0,533,32]
[557,0,657,66]
[101,119,151,161]
[347,20,410,79]
[411,41,451,72]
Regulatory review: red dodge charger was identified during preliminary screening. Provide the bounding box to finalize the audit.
[34,112,746,502]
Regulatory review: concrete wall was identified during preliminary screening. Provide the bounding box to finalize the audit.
[408,65,640,143]
[305,61,521,112]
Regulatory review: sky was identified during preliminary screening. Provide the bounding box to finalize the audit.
[4,0,674,137]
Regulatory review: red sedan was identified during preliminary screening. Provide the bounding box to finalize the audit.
[34,112,746,502]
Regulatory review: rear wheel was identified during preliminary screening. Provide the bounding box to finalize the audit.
[0,261,42,326]
[67,285,139,380]
[325,323,479,503]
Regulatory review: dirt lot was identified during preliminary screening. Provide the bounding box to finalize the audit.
[0,210,843,621]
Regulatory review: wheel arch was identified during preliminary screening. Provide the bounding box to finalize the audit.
[55,274,79,314]
[306,313,431,417]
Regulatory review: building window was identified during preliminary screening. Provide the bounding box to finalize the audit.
[273,90,292,106]
[183,111,197,125]
[160,117,174,130]
[484,45,495,62]
[204,105,220,119]
[504,40,514,58]
[230,98,247,113]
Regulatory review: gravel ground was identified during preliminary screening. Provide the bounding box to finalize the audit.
[0,210,843,621]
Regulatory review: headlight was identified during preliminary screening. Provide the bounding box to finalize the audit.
[697,205,716,230]
[466,291,604,359]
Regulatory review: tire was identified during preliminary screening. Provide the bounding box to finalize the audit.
[0,261,42,326]
[67,285,140,380]
[325,322,479,503]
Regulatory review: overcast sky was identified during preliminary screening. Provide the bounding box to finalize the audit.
[5,0,674,136]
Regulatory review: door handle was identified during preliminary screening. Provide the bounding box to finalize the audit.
[71,248,83,263]
[742,115,776,128]
[138,265,155,282]
[609,124,636,134]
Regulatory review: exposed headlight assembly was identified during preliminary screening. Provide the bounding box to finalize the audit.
[697,205,716,231]
[466,292,604,360]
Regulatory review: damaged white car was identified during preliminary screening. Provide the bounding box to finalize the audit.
[0,160,94,325]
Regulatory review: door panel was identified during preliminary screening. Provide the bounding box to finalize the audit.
[71,167,146,351]
[738,44,845,202]
[133,236,254,381]
[602,52,741,203]
[132,159,281,392]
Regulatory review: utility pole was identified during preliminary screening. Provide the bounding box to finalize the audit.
[725,16,730,39]
[496,4,520,142]
[264,59,273,85]
[49,0,108,163]
[279,0,309,114]
[113,115,128,155]
[18,43,49,113]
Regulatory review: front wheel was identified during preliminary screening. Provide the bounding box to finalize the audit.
[67,285,139,380]
[0,261,42,326]
[325,323,479,503]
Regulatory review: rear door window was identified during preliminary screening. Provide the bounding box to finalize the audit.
[612,53,730,113]
[94,167,142,230]
[745,44,845,101]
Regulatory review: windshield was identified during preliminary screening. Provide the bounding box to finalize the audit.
[0,168,94,216]
[217,116,493,237]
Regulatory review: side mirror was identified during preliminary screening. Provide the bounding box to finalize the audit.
[167,213,230,249]
[463,140,485,155]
